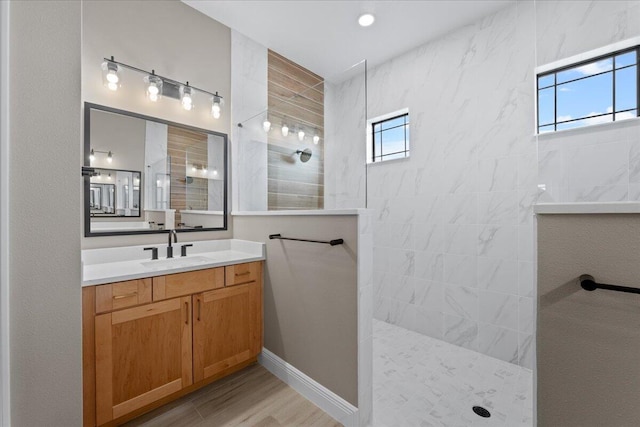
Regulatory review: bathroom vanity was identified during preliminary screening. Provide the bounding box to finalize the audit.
[81,240,265,427]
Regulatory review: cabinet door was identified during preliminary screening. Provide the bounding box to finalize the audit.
[193,282,260,382]
[95,297,192,425]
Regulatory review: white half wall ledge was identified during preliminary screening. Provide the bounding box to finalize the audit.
[259,349,359,427]
[534,202,640,215]
[232,209,373,216]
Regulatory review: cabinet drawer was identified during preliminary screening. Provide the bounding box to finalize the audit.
[95,278,152,313]
[225,262,261,287]
[153,268,224,301]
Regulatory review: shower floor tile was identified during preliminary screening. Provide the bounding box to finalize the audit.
[373,319,533,427]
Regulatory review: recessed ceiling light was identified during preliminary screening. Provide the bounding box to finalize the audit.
[358,13,375,27]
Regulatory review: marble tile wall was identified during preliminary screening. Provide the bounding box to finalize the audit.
[357,210,374,427]
[325,2,537,367]
[230,30,268,212]
[325,65,368,209]
[536,1,640,203]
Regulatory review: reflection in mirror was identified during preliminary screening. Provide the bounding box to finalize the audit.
[90,169,140,217]
[84,103,227,236]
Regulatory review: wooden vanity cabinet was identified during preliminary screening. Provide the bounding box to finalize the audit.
[193,281,261,382]
[94,296,192,425]
[83,261,263,427]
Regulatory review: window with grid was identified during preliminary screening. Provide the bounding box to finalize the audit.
[371,113,410,162]
[537,47,639,133]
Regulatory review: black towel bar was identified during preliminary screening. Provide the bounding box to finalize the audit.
[268,234,344,246]
[579,274,640,295]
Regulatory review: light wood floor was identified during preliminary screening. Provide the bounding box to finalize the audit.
[122,364,342,427]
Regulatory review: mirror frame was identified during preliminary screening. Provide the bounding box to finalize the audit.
[83,102,228,237]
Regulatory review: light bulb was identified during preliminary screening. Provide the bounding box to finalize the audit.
[107,151,113,163]
[182,95,192,110]
[298,129,305,141]
[106,70,119,83]
[213,169,218,176]
[313,134,320,144]
[89,149,95,162]
[144,73,163,102]
[263,119,271,132]
[202,167,207,174]
[156,179,161,186]
[191,166,196,172]
[107,173,111,180]
[181,85,193,111]
[211,94,222,119]
[102,59,120,91]
[358,13,375,27]
[281,124,289,137]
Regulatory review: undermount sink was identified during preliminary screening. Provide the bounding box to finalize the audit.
[140,255,214,270]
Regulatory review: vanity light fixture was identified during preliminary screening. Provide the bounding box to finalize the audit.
[213,168,218,176]
[144,70,163,102]
[100,56,224,119]
[191,165,196,172]
[107,173,112,180]
[281,123,289,137]
[90,149,114,163]
[262,118,271,132]
[211,92,222,119]
[297,128,305,141]
[313,131,320,145]
[358,13,375,27]
[181,83,193,111]
[202,167,208,174]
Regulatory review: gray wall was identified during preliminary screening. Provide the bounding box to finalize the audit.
[82,0,233,249]
[233,215,359,405]
[9,1,82,425]
[537,214,640,426]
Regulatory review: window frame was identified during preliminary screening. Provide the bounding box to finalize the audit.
[536,46,639,134]
[367,109,410,164]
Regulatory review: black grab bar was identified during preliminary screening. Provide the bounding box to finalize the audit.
[579,274,640,295]
[269,234,344,246]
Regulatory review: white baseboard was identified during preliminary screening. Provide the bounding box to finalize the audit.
[259,348,359,427]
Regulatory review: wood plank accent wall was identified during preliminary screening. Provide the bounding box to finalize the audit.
[167,126,208,226]
[267,50,324,210]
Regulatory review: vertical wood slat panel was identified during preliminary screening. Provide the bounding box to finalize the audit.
[267,50,324,210]
[167,126,208,226]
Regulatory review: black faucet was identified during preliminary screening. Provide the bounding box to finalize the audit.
[167,229,178,258]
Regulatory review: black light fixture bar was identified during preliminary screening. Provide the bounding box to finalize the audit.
[104,56,223,101]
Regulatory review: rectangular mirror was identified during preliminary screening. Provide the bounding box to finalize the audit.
[84,103,228,236]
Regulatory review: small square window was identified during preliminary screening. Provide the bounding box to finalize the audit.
[370,112,410,163]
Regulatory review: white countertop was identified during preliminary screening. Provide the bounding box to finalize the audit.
[534,202,640,214]
[232,209,372,216]
[82,239,265,287]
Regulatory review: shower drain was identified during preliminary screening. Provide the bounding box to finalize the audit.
[472,406,491,418]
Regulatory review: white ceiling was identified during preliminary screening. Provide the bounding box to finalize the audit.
[183,1,514,81]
